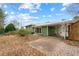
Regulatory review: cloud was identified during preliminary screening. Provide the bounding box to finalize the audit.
[48,14,52,17]
[17,14,30,20]
[5,15,16,25]
[42,15,46,18]
[3,5,8,8]
[17,13,39,27]
[51,8,54,12]
[30,10,38,13]
[61,3,72,11]
[19,3,32,10]
[61,3,79,15]
[7,13,38,22]
[17,13,38,20]
[56,14,63,16]
[42,14,52,18]
[10,11,14,14]
[69,19,72,20]
[61,7,66,11]
[32,17,39,19]
[18,3,41,13]
[8,13,39,21]
[4,11,8,14]
[62,3,71,7]
[5,13,39,27]
[9,15,15,19]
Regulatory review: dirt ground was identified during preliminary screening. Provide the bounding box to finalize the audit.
[0,35,45,56]
[29,36,79,56]
[0,34,79,56]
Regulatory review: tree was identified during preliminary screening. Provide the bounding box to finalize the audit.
[11,19,20,29]
[0,8,5,27]
[73,16,79,19]
[4,23,16,33]
[0,27,4,34]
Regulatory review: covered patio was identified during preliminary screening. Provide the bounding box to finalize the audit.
[32,21,69,39]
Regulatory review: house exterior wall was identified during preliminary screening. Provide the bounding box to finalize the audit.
[26,25,33,33]
[68,21,79,40]
[34,25,68,39]
[48,26,57,36]
[47,25,68,39]
[32,23,69,39]
[36,28,41,33]
[41,26,48,36]
[57,24,68,39]
[32,27,35,33]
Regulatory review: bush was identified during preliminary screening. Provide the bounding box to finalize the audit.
[4,23,16,33]
[17,28,31,36]
[0,27,4,34]
[4,31,17,35]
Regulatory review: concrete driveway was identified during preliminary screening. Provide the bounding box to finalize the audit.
[29,36,79,56]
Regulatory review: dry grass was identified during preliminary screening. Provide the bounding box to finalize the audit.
[64,40,79,46]
[0,35,45,56]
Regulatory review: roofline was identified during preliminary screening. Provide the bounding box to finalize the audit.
[32,18,79,28]
[32,20,73,28]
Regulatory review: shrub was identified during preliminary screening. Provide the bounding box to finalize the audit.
[0,27,4,34]
[4,31,17,35]
[4,23,16,33]
[17,28,31,36]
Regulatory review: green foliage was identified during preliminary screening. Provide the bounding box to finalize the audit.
[17,28,31,36]
[4,23,16,33]
[73,16,79,19]
[0,8,5,27]
[0,8,5,19]
[0,27,4,34]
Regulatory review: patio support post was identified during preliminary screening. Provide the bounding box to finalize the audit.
[47,26,49,36]
[41,27,42,34]
[64,24,68,39]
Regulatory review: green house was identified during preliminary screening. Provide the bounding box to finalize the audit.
[41,26,48,36]
[33,24,59,36]
[25,24,34,33]
[32,21,69,39]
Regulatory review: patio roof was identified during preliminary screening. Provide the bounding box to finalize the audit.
[32,20,72,28]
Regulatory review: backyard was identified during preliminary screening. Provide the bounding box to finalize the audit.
[0,34,79,56]
[0,3,79,56]
[0,34,46,56]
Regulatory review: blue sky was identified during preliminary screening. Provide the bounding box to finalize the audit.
[0,3,72,28]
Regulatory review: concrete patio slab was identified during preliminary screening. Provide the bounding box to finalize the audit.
[29,36,79,56]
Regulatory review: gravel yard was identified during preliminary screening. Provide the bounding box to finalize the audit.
[29,36,79,56]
